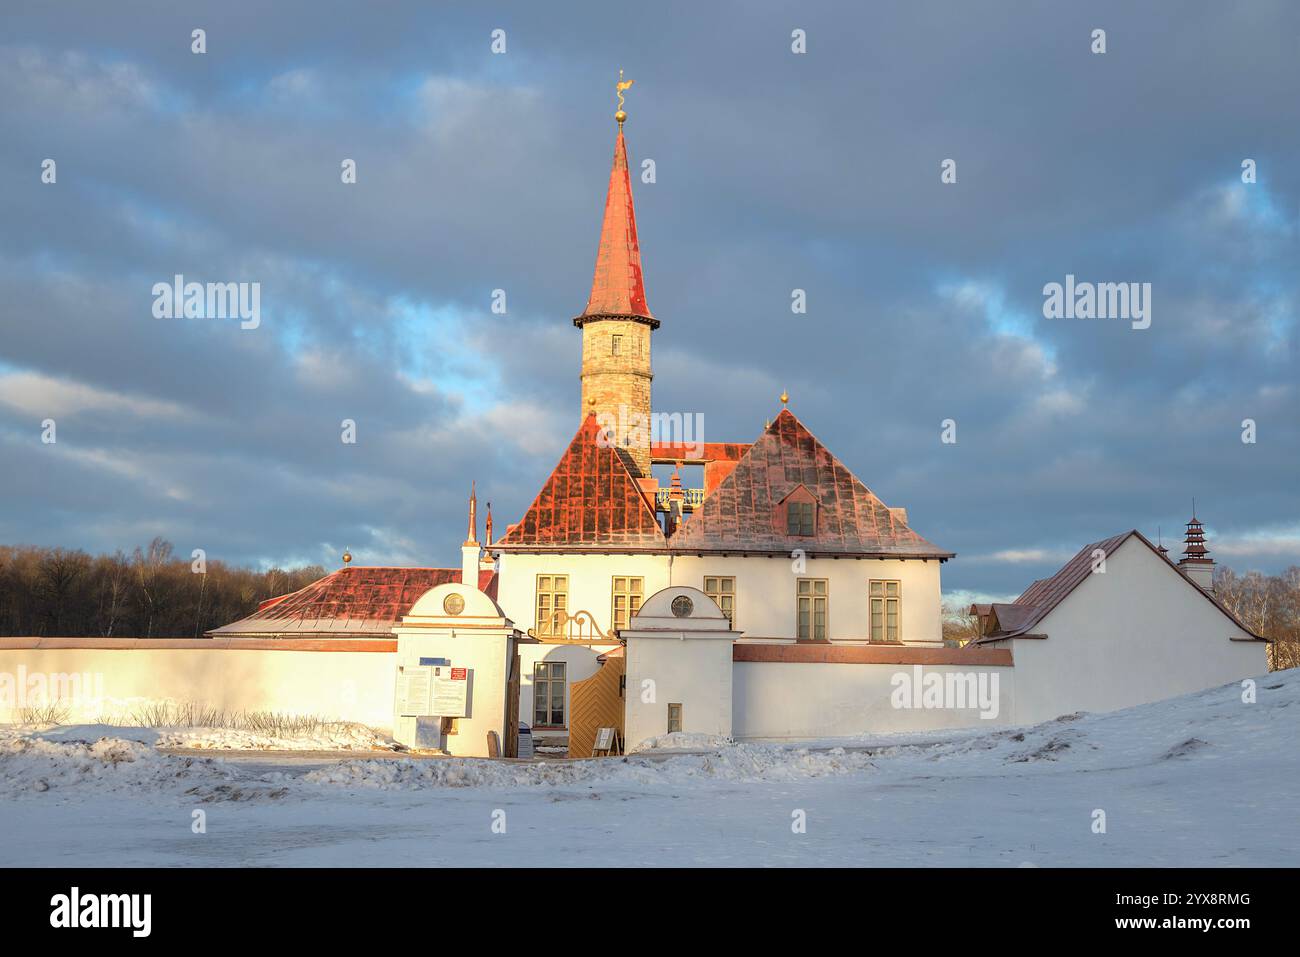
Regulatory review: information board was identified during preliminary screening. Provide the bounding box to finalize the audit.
[430,670,468,717]
[396,666,432,717]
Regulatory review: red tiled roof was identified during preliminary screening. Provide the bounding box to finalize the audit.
[669,409,951,557]
[573,129,655,326]
[209,566,462,637]
[495,415,668,551]
[972,530,1266,644]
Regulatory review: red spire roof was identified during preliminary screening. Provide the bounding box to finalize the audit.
[496,415,667,550]
[574,129,657,327]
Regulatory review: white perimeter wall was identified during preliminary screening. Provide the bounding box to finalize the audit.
[733,661,1014,739]
[1002,537,1269,725]
[0,645,397,731]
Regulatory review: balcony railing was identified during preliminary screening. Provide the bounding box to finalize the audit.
[654,488,705,512]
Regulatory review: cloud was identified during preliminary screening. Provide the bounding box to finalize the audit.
[0,368,197,422]
[0,0,1296,596]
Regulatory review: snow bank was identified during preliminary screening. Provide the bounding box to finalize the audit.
[629,731,735,752]
[300,742,878,791]
[154,723,397,752]
[2,672,1291,801]
[0,730,243,799]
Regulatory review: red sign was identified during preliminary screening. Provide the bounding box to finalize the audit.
[450,668,468,680]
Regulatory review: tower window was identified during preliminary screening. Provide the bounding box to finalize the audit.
[611,334,622,355]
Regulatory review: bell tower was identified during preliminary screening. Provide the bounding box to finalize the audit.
[573,73,657,478]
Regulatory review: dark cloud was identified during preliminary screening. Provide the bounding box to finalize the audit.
[1,0,1296,598]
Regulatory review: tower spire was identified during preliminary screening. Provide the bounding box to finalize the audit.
[572,74,658,478]
[574,72,656,326]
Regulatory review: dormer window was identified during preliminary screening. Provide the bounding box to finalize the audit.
[776,485,818,537]
[787,501,814,536]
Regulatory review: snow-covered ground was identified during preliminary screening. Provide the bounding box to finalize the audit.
[1,672,1296,866]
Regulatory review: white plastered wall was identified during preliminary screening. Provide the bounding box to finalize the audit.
[669,554,944,644]
[733,661,1014,738]
[997,536,1268,725]
[0,647,396,730]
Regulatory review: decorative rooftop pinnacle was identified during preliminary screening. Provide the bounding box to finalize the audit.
[615,68,633,127]
[464,481,478,545]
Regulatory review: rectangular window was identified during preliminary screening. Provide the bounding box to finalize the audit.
[533,661,566,727]
[667,703,683,734]
[535,574,568,638]
[870,580,901,642]
[787,500,814,536]
[797,578,828,641]
[611,576,644,631]
[704,575,736,626]
[611,334,622,355]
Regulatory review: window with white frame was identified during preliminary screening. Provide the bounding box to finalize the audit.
[704,575,735,626]
[611,576,644,631]
[870,580,900,642]
[535,574,568,638]
[797,578,828,641]
[533,661,566,727]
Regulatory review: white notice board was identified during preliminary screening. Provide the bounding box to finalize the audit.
[397,666,433,717]
[430,673,468,717]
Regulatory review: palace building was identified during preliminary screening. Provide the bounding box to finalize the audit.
[202,90,1268,757]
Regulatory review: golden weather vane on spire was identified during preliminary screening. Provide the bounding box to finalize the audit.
[615,68,634,125]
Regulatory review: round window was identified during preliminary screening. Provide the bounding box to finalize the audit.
[670,595,694,618]
[443,592,466,616]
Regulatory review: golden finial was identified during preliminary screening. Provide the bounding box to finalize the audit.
[615,68,634,126]
[780,389,789,408]
[342,547,352,566]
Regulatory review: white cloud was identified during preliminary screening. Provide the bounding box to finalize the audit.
[0,369,196,422]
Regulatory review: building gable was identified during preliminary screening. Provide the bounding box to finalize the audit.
[669,409,951,557]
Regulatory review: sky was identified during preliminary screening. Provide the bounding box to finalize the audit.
[1,0,1297,603]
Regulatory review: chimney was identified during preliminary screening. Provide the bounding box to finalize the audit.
[1177,506,1214,593]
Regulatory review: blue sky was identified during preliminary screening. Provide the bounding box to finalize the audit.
[1,0,1297,603]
